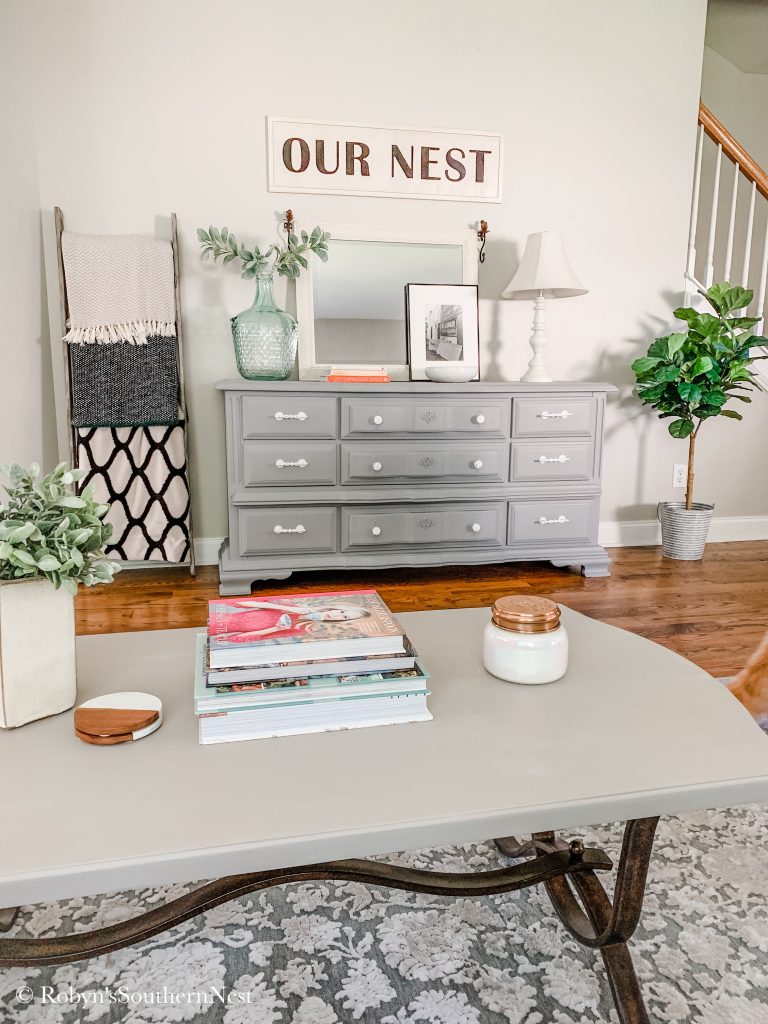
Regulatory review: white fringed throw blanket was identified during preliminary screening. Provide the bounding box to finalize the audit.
[62,232,177,344]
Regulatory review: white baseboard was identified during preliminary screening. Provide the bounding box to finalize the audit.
[598,514,768,548]
[194,536,224,566]
[194,516,768,567]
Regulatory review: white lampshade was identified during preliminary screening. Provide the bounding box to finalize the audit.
[501,231,587,300]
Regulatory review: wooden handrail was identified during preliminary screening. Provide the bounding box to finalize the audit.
[699,101,768,202]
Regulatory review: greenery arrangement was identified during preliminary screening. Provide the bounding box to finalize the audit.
[632,282,765,509]
[0,463,120,595]
[197,222,330,280]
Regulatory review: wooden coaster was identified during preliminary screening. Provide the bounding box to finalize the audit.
[74,692,163,745]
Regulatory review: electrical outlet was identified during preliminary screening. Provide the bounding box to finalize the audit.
[673,463,687,488]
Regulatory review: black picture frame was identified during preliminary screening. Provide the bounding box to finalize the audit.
[405,283,480,381]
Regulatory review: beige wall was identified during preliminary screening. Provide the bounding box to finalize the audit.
[702,45,768,167]
[7,0,766,541]
[0,4,56,471]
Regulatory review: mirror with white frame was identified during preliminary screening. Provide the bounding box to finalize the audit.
[296,224,479,380]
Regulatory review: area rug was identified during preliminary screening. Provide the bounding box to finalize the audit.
[2,805,768,1023]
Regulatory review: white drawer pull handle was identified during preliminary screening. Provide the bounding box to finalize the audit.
[372,461,383,472]
[273,524,306,535]
[275,458,308,469]
[371,525,382,537]
[274,411,308,422]
[538,515,570,526]
[472,459,484,470]
[474,414,486,424]
[372,415,383,425]
[471,522,481,533]
[537,454,570,465]
[539,410,572,420]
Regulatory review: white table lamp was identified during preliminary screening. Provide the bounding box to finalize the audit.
[502,231,588,382]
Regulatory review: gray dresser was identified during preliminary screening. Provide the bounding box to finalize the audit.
[217,380,614,595]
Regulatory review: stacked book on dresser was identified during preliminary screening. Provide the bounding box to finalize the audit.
[195,590,431,744]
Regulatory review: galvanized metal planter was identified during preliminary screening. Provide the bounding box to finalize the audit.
[657,501,714,561]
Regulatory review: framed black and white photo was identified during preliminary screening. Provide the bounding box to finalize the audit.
[405,283,480,381]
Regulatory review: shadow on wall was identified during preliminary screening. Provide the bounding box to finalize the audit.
[478,235,519,382]
[569,288,686,518]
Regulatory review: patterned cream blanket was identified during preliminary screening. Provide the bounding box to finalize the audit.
[62,232,177,344]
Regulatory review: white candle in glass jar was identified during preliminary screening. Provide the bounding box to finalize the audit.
[483,596,568,684]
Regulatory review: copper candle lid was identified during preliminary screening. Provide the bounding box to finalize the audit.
[491,596,561,633]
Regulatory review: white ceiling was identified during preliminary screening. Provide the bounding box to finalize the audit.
[706,0,768,74]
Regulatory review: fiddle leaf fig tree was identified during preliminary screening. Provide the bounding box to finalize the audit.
[632,283,766,509]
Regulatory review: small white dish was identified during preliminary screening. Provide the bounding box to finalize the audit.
[424,365,478,383]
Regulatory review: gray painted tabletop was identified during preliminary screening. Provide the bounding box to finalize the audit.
[1,606,767,905]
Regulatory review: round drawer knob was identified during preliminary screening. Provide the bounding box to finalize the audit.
[472,459,484,470]
[371,526,382,537]
[474,414,486,424]
[372,415,383,425]
[471,522,481,533]
[372,461,383,472]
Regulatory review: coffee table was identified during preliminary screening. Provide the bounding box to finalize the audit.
[2,605,768,1023]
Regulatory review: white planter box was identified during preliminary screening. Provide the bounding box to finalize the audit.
[0,579,77,728]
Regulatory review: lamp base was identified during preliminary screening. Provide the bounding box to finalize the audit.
[520,366,554,384]
[520,295,553,383]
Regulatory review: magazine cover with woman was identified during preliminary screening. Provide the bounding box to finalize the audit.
[208,590,404,652]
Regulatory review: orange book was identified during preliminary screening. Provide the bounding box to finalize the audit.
[327,375,390,383]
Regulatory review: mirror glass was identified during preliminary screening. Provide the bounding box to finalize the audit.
[313,239,464,366]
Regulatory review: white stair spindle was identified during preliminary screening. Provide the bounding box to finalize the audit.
[743,180,757,285]
[704,143,722,288]
[723,160,740,283]
[755,221,768,326]
[685,124,705,303]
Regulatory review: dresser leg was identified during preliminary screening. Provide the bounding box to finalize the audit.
[218,570,293,596]
[551,546,612,578]
[580,558,612,578]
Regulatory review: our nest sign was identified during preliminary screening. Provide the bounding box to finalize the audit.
[267,117,503,202]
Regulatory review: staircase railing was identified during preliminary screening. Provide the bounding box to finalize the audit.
[686,103,768,387]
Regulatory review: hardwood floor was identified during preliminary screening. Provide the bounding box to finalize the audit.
[74,541,768,677]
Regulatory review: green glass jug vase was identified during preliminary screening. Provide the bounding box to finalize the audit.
[231,270,297,380]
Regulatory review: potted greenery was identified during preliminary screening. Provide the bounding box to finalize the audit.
[632,282,765,560]
[198,215,330,380]
[0,463,119,728]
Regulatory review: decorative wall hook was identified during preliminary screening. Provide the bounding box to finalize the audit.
[283,209,295,236]
[477,220,490,263]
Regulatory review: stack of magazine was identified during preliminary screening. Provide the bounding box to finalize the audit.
[195,589,431,744]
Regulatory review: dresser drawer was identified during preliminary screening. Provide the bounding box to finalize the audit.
[513,396,597,437]
[237,506,337,556]
[509,499,598,544]
[240,395,336,439]
[341,397,509,437]
[342,503,506,550]
[510,441,593,482]
[242,442,337,487]
[341,442,508,484]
